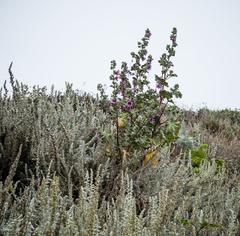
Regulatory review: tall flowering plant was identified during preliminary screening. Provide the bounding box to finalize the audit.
[97,28,182,161]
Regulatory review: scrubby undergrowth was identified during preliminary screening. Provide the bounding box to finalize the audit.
[0,29,240,236]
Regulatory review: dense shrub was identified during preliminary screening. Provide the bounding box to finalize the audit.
[0,29,240,235]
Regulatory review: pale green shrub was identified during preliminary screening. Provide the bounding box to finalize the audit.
[0,31,240,236]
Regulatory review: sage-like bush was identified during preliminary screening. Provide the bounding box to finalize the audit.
[0,28,240,236]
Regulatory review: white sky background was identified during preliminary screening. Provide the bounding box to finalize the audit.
[0,0,240,110]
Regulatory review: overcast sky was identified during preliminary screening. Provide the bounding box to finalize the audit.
[0,0,240,110]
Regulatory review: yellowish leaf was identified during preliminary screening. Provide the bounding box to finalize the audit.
[117,117,126,128]
[151,159,159,167]
[144,149,157,164]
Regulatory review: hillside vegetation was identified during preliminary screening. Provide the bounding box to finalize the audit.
[0,29,240,236]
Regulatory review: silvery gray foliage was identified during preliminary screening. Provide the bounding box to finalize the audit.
[0,43,240,235]
[1,159,240,235]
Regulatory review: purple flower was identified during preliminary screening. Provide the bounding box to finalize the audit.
[109,98,117,106]
[149,116,156,125]
[127,99,133,107]
[147,64,152,71]
[114,70,121,80]
[115,74,121,80]
[122,99,134,110]
[156,84,162,91]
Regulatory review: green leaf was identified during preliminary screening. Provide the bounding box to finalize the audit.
[180,219,190,226]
